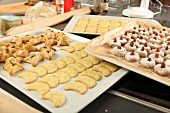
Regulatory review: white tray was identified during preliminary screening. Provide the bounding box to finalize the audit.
[64,15,161,35]
[0,27,129,113]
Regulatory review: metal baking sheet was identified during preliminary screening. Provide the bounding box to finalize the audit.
[64,15,161,35]
[0,27,129,113]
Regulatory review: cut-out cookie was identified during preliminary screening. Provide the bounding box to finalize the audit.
[41,63,58,74]
[71,42,85,51]
[60,67,78,78]
[60,46,75,53]
[59,56,75,65]
[67,52,82,60]
[64,81,88,95]
[100,61,118,72]
[92,66,111,77]
[75,76,96,88]
[52,72,71,84]
[81,70,101,81]
[42,92,66,108]
[50,60,67,69]
[39,76,59,88]
[77,59,94,69]
[68,62,86,73]
[18,71,38,84]
[27,82,50,95]
[28,67,47,77]
[84,55,100,65]
[74,50,88,58]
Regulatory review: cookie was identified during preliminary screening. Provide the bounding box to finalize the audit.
[41,63,58,74]
[67,52,82,60]
[42,92,66,108]
[60,46,75,53]
[18,71,38,84]
[59,56,75,65]
[71,43,85,51]
[75,76,96,88]
[50,60,67,69]
[81,70,101,81]
[52,72,71,84]
[38,76,59,88]
[77,59,93,69]
[60,67,78,78]
[64,81,88,95]
[100,61,118,72]
[74,50,88,58]
[84,55,100,65]
[28,67,47,77]
[26,82,49,95]
[68,62,86,73]
[92,66,111,77]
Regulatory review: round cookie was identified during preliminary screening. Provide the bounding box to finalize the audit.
[52,72,71,84]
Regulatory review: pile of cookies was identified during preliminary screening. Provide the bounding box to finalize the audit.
[17,41,119,108]
[73,18,129,34]
[86,21,170,77]
[0,29,71,75]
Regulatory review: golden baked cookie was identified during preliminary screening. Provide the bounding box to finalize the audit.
[18,71,38,84]
[60,46,75,53]
[75,76,96,88]
[79,49,88,57]
[3,61,24,76]
[100,61,118,72]
[41,63,58,74]
[23,53,44,67]
[27,82,50,95]
[71,42,85,51]
[42,92,66,108]
[67,52,82,60]
[39,75,59,88]
[64,81,88,95]
[92,66,111,77]
[68,62,86,73]
[9,36,22,47]
[52,71,71,84]
[81,70,101,81]
[50,59,67,69]
[39,46,56,60]
[59,56,75,65]
[23,35,34,42]
[77,58,93,69]
[60,67,79,78]
[84,55,100,65]
[28,67,47,77]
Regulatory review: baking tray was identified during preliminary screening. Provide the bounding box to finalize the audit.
[63,15,161,35]
[0,27,129,113]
